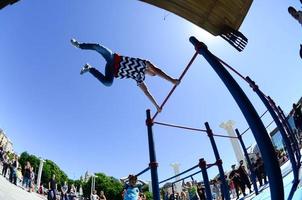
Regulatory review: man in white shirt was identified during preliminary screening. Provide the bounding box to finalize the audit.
[91,190,99,200]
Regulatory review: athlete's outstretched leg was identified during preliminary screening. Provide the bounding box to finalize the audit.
[145,61,179,85]
[71,39,114,63]
[80,63,114,87]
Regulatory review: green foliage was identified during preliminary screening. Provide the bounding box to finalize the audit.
[19,151,40,176]
[41,159,68,188]
[144,191,153,200]
[19,152,68,188]
[141,184,149,193]
[6,151,15,161]
[82,173,123,199]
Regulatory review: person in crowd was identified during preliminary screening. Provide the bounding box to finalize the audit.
[211,179,221,200]
[293,103,302,131]
[255,153,267,187]
[99,190,107,200]
[38,183,44,195]
[276,149,288,165]
[175,192,181,200]
[120,174,146,200]
[1,153,9,178]
[60,181,68,200]
[229,164,245,198]
[48,174,57,200]
[29,166,35,192]
[229,179,236,199]
[168,193,175,200]
[23,161,31,191]
[179,191,187,200]
[182,181,200,200]
[10,154,18,185]
[91,190,99,200]
[163,191,169,200]
[237,160,252,194]
[0,145,3,163]
[16,166,23,186]
[69,183,77,200]
[71,38,179,112]
[196,182,205,200]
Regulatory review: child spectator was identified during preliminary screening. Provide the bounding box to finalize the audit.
[120,174,146,200]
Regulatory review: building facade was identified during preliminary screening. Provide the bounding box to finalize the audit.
[0,129,14,152]
[270,97,302,151]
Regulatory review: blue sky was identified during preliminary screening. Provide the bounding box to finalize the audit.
[0,0,301,183]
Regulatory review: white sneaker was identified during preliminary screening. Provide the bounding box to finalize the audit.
[80,63,92,75]
[70,38,80,48]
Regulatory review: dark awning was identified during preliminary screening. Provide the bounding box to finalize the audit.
[140,0,252,36]
[140,0,253,51]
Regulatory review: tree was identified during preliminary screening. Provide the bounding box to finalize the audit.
[19,151,68,188]
[82,173,123,199]
[41,159,68,188]
[19,151,40,176]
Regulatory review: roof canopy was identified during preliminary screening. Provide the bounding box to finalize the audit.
[140,0,253,36]
[0,0,20,10]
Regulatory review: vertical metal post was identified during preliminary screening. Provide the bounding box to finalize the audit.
[190,36,283,200]
[199,158,212,200]
[235,129,258,194]
[146,109,160,200]
[205,122,230,200]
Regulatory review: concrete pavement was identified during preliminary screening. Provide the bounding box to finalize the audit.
[0,175,45,200]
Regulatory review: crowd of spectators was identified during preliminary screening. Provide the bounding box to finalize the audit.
[0,146,23,187]
[162,127,301,200]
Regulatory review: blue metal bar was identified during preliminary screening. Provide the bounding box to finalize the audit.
[189,36,283,200]
[240,110,268,136]
[159,164,199,184]
[171,170,201,184]
[245,77,299,187]
[235,129,258,195]
[146,109,160,200]
[205,122,230,200]
[199,159,212,200]
[135,167,150,177]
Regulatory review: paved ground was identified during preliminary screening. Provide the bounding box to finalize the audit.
[0,175,45,200]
